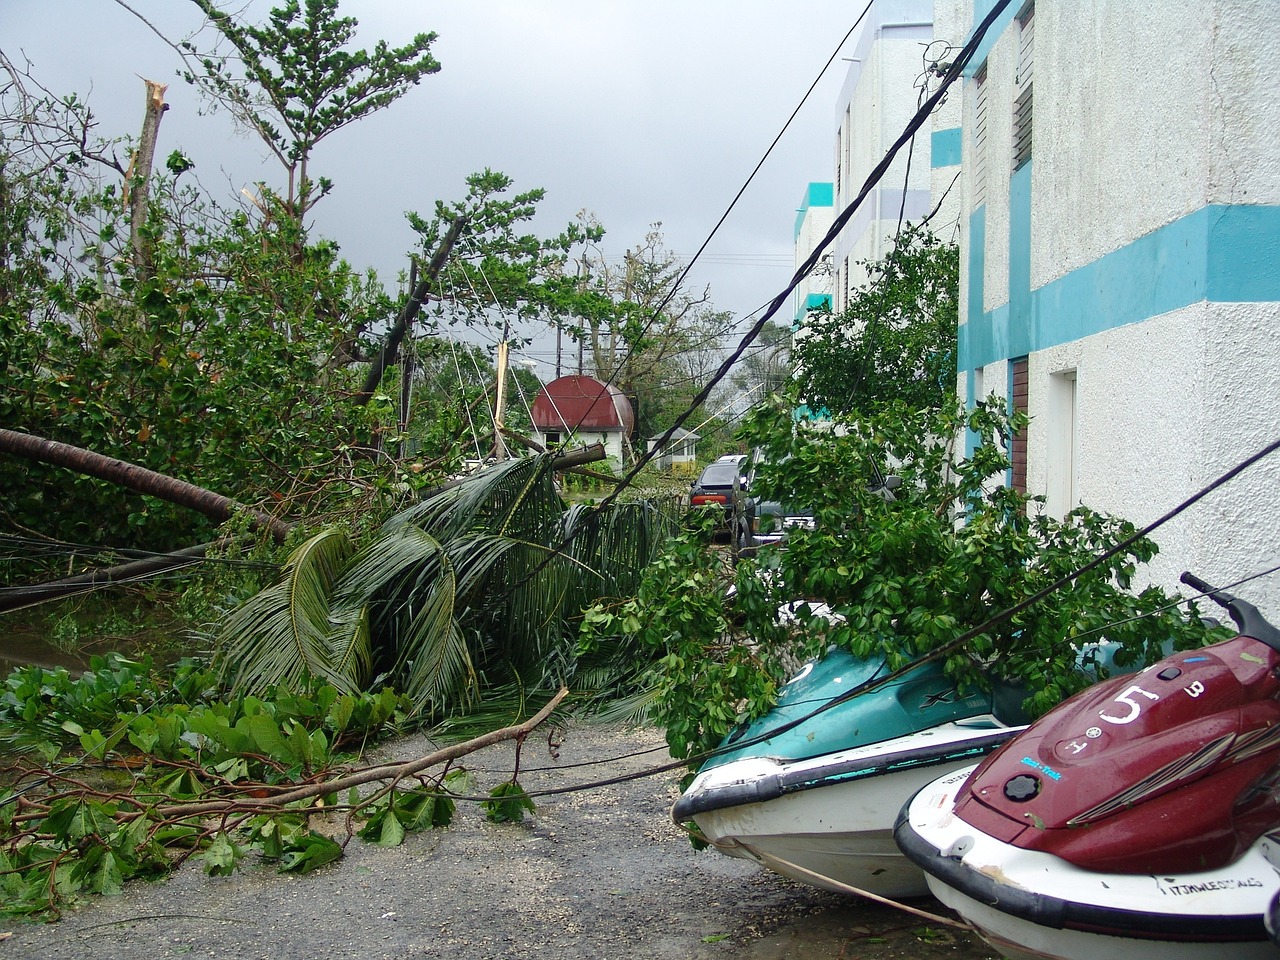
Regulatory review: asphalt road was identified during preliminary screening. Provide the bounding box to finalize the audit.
[0,724,998,960]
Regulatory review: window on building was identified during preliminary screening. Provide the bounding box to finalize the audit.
[1010,357,1029,499]
[972,65,989,207]
[1013,3,1034,170]
[834,132,842,205]
[545,431,560,445]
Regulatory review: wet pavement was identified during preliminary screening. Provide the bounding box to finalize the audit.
[0,724,998,960]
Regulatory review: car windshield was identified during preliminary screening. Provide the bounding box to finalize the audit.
[697,462,740,486]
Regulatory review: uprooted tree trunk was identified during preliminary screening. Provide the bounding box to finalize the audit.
[0,542,214,614]
[0,428,292,542]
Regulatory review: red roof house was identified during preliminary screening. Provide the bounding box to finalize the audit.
[530,375,634,463]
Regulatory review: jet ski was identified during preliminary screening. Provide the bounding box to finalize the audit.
[671,640,1030,898]
[896,572,1280,959]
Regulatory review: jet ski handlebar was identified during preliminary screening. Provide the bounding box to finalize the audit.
[1181,571,1280,653]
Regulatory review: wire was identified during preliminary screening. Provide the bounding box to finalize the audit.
[505,0,1016,596]
[566,0,878,447]
[453,520,1280,801]
[603,0,1015,505]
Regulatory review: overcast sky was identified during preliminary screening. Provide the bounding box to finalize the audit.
[3,1,862,374]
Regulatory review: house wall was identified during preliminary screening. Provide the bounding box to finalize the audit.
[533,429,626,469]
[955,0,1280,612]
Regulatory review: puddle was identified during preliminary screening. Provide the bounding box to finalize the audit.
[0,626,92,675]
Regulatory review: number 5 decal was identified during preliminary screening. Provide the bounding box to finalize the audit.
[1099,684,1160,725]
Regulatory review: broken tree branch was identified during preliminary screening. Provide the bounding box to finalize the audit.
[125,77,167,280]
[356,215,469,406]
[147,686,569,820]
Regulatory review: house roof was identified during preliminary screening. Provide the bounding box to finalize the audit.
[648,426,700,442]
[531,375,635,434]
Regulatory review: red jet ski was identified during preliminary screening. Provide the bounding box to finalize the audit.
[896,572,1280,960]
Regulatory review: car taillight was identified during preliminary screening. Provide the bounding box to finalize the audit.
[691,494,727,506]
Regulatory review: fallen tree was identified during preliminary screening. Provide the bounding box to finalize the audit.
[0,428,292,542]
[0,434,608,611]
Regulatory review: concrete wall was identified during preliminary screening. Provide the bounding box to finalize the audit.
[832,0,936,309]
[928,0,967,243]
[955,0,1280,613]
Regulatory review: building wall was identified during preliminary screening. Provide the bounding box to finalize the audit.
[832,0,937,310]
[956,0,1280,612]
[793,182,835,325]
[929,0,967,244]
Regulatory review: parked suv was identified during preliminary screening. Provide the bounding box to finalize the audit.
[688,458,746,532]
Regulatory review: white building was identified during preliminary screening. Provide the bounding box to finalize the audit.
[793,181,835,326]
[832,0,940,310]
[950,0,1280,610]
[530,375,634,468]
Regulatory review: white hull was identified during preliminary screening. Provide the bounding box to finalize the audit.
[676,721,1020,898]
[898,765,1280,960]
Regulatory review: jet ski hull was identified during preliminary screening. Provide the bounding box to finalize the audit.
[896,764,1279,960]
[675,723,1021,897]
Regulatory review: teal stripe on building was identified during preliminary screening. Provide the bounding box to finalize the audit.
[959,203,1280,372]
[964,0,1019,76]
[794,292,832,328]
[794,182,834,239]
[931,128,962,168]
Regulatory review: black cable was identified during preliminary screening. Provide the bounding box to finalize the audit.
[569,1,877,441]
[482,428,1280,799]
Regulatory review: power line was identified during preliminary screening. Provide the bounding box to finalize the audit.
[503,0,1015,597]
[604,0,1015,502]
[571,0,877,430]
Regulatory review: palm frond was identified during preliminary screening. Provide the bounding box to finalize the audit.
[393,456,563,543]
[215,527,356,694]
[585,687,661,726]
[212,453,679,725]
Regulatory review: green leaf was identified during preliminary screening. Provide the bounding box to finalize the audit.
[277,832,343,873]
[481,781,535,824]
[87,850,125,896]
[203,833,242,877]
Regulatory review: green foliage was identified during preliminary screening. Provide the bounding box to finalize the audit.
[0,651,434,919]
[358,783,457,845]
[579,510,788,762]
[582,399,1224,767]
[481,780,535,823]
[212,455,681,722]
[791,224,958,418]
[187,0,441,222]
